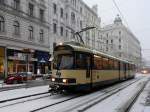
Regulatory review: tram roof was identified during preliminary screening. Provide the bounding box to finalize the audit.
[55,41,134,64]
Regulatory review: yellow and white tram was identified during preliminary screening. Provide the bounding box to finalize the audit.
[49,41,136,92]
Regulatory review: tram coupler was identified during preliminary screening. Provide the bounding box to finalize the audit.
[49,84,65,94]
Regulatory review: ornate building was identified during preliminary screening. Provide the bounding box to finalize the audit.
[99,15,141,66]
[0,0,50,78]
[49,0,101,53]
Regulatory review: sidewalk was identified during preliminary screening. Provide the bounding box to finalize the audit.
[0,78,50,92]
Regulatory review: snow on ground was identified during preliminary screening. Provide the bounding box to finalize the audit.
[0,94,76,112]
[0,83,25,88]
[39,76,144,112]
[0,73,150,112]
[85,76,149,112]
[0,85,49,101]
[130,74,150,112]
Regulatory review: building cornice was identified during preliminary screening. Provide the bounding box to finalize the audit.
[0,36,50,51]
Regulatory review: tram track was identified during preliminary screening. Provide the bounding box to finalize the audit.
[59,77,144,112]
[123,78,149,112]
[30,77,143,112]
[0,92,51,108]
[0,91,49,103]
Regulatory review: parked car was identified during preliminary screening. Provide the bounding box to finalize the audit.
[4,72,35,84]
[42,71,52,80]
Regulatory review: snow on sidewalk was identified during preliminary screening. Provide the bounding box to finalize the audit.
[0,85,49,101]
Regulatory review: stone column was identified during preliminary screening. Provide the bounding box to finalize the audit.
[4,47,8,79]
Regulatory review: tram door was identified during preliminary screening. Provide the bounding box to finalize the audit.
[86,55,92,88]
[118,62,121,80]
[124,63,127,79]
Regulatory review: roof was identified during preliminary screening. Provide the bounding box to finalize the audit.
[55,41,134,64]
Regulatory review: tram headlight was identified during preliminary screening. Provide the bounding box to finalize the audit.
[62,79,67,83]
[52,78,55,82]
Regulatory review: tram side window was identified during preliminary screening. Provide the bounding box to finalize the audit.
[108,59,114,70]
[94,56,102,70]
[120,62,124,70]
[75,53,88,69]
[126,64,129,71]
[129,64,131,70]
[102,57,109,70]
[114,60,119,70]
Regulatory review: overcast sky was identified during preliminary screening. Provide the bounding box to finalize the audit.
[83,0,150,60]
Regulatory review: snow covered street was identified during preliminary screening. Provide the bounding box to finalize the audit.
[0,74,150,112]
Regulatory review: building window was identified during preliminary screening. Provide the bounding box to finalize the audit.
[39,9,44,21]
[106,33,108,38]
[39,29,44,42]
[119,38,121,42]
[71,12,75,24]
[28,26,34,40]
[119,45,121,50]
[119,31,121,35]
[60,8,63,18]
[106,40,108,44]
[80,20,82,29]
[80,7,82,14]
[106,47,108,51]
[0,16,5,32]
[53,23,57,34]
[0,0,4,4]
[29,3,34,16]
[53,3,57,14]
[111,39,113,43]
[60,26,63,36]
[66,30,68,37]
[66,13,68,20]
[13,21,20,35]
[14,0,20,10]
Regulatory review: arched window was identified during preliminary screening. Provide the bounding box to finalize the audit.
[71,12,75,24]
[39,29,44,42]
[13,21,20,35]
[14,0,20,10]
[28,26,34,40]
[0,16,5,32]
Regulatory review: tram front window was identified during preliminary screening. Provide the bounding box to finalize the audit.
[53,54,73,69]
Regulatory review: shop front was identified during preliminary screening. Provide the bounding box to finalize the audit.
[35,51,51,75]
[7,49,51,77]
[7,49,35,76]
[0,47,5,79]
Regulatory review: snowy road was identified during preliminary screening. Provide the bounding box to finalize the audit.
[0,74,149,112]
[37,76,145,112]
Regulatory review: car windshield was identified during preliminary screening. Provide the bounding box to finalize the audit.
[53,54,74,69]
[17,72,27,76]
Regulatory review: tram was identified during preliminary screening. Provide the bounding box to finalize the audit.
[49,41,136,92]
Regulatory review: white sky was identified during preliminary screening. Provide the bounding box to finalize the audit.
[83,0,150,61]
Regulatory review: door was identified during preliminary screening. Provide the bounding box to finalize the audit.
[118,62,121,80]
[124,63,127,79]
[86,55,92,89]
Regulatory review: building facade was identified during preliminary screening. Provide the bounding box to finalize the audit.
[49,0,101,53]
[0,0,50,79]
[99,15,141,66]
